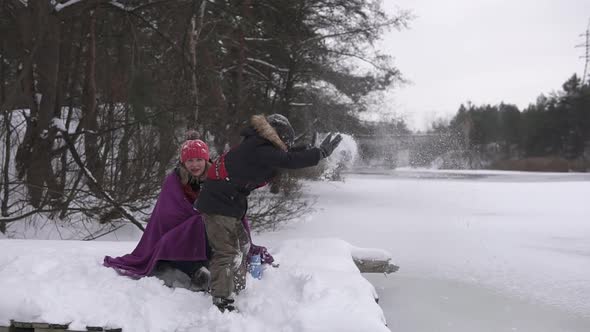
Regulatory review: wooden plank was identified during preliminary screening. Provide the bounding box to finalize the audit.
[7,321,113,332]
[10,321,71,332]
[47,324,68,330]
[35,323,69,332]
[10,321,33,328]
[353,258,399,274]
[8,327,32,331]
[10,321,33,331]
[31,323,50,329]
[86,327,122,332]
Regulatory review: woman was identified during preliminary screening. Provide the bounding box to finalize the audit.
[104,137,217,291]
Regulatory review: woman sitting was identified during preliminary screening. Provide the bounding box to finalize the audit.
[104,136,221,290]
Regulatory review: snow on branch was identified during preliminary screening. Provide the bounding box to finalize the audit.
[54,0,84,11]
[54,0,127,12]
[107,0,127,10]
[301,21,401,46]
[244,37,276,42]
[246,57,290,72]
[51,117,66,132]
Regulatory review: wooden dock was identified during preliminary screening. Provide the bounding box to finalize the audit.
[0,321,121,332]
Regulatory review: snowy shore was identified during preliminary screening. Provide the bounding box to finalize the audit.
[2,169,589,331]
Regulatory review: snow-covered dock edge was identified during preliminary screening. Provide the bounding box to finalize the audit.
[0,241,399,332]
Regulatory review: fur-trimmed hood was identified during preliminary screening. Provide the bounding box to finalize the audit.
[248,115,288,151]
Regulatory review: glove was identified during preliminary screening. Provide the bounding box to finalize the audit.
[319,133,343,159]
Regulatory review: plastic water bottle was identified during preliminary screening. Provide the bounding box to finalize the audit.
[249,254,263,279]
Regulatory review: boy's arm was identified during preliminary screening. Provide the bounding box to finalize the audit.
[254,133,342,169]
[255,145,322,169]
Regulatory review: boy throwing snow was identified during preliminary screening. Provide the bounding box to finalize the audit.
[195,114,342,312]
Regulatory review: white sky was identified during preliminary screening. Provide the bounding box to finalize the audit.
[375,0,590,131]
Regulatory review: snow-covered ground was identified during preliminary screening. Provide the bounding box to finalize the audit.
[1,169,589,331]
[0,238,387,332]
[266,169,590,332]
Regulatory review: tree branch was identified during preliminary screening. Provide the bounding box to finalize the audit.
[57,128,145,231]
[246,57,290,72]
[0,209,60,223]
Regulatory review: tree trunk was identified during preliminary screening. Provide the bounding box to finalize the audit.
[82,9,103,188]
[1,110,10,233]
[187,0,207,129]
[157,120,175,179]
[1,40,8,232]
[57,23,85,216]
[14,3,37,182]
[116,116,132,190]
[15,1,62,208]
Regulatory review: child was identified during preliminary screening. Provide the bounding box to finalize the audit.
[104,136,213,290]
[195,114,342,311]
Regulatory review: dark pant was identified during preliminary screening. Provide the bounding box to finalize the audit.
[157,234,212,277]
[158,260,207,277]
[203,213,251,299]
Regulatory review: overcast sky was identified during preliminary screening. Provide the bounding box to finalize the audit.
[374,0,590,131]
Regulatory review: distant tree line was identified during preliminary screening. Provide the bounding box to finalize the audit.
[355,118,410,165]
[0,0,409,236]
[412,74,590,170]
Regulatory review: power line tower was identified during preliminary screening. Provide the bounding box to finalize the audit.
[576,19,590,84]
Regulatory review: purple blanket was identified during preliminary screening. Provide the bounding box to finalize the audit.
[104,172,273,278]
[104,173,208,277]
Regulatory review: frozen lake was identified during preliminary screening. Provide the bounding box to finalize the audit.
[261,169,590,331]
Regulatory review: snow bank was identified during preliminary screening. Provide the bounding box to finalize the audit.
[0,238,388,332]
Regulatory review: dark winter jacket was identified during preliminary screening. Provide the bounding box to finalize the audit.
[195,115,322,218]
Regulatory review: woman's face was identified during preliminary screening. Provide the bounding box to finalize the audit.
[183,158,207,177]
